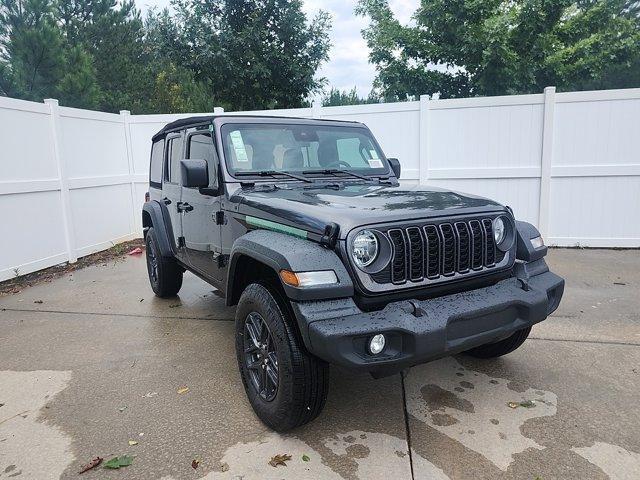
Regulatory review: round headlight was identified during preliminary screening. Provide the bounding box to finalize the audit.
[493,217,506,245]
[352,230,378,268]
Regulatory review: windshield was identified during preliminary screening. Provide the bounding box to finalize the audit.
[220,123,389,177]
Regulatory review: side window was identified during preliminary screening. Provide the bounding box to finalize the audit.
[188,133,215,163]
[187,133,217,188]
[165,136,183,183]
[150,139,164,185]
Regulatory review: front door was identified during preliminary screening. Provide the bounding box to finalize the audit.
[163,133,185,259]
[180,130,223,282]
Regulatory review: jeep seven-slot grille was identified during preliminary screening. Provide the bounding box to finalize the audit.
[373,218,505,285]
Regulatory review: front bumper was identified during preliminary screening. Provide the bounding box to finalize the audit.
[290,269,564,376]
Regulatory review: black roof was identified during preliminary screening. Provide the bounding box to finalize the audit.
[151,114,361,141]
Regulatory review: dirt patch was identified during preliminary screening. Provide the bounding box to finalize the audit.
[0,239,145,296]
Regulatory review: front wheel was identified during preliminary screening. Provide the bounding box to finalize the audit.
[464,327,532,359]
[235,283,329,431]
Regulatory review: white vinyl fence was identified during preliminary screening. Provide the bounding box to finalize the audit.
[1,87,639,281]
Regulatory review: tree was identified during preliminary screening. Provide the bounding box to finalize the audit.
[356,0,640,99]
[0,0,102,107]
[322,87,380,106]
[170,0,332,110]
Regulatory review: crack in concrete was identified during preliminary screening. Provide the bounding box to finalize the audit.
[400,370,415,480]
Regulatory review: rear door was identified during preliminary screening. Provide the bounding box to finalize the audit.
[180,129,223,282]
[163,132,186,258]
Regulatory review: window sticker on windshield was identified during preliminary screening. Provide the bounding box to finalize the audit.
[368,149,383,168]
[230,130,249,162]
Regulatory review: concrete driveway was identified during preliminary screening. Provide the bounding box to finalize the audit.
[0,249,638,479]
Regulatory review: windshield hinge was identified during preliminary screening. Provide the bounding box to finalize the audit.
[177,236,185,248]
[215,211,225,225]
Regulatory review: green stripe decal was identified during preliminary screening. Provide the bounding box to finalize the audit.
[246,216,308,239]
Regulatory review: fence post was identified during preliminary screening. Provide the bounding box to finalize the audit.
[419,94,431,185]
[45,98,77,263]
[214,106,224,114]
[120,110,138,237]
[538,86,556,239]
[312,99,322,119]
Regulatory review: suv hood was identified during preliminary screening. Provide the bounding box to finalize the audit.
[231,183,505,238]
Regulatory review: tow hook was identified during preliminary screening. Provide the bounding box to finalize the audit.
[408,300,425,317]
[517,278,531,291]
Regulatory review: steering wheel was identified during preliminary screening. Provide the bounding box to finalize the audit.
[321,160,351,169]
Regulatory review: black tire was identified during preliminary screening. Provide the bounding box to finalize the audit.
[464,327,532,359]
[235,283,329,431]
[145,227,183,298]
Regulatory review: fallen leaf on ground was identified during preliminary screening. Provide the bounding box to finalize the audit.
[177,386,189,394]
[118,406,127,412]
[191,459,200,469]
[78,456,103,474]
[128,440,138,446]
[220,462,229,472]
[127,247,144,255]
[269,454,292,467]
[302,454,310,462]
[103,455,133,469]
[507,402,519,409]
[169,304,181,308]
[142,391,158,398]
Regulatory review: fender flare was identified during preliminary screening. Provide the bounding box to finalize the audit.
[142,201,175,258]
[515,221,548,262]
[226,230,354,304]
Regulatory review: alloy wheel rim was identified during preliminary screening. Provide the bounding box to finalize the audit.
[147,240,158,283]
[243,312,279,401]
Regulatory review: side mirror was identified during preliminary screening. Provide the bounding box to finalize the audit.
[387,158,401,178]
[180,159,208,188]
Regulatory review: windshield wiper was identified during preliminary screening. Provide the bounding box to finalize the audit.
[235,170,313,183]
[302,169,372,181]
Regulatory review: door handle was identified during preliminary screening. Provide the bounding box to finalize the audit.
[162,197,172,205]
[177,202,193,213]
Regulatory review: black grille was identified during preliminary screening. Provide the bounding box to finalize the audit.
[388,229,407,284]
[372,217,504,285]
[424,225,441,279]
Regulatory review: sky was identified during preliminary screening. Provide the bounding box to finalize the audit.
[137,0,418,97]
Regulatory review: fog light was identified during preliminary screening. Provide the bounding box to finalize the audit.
[369,334,386,355]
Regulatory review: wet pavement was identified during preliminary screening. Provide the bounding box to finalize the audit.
[0,249,638,479]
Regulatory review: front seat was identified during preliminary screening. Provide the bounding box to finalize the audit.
[317,139,339,167]
[250,144,274,170]
[282,148,304,170]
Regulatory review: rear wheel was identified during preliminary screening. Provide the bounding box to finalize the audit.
[464,327,532,359]
[145,227,183,298]
[235,283,329,431]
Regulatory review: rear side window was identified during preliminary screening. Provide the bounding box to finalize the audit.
[165,136,183,183]
[150,139,164,186]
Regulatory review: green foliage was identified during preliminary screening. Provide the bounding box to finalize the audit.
[167,0,332,110]
[356,0,640,99]
[322,87,381,106]
[0,0,332,112]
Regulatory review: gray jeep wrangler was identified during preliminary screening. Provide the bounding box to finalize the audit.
[142,115,564,431]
